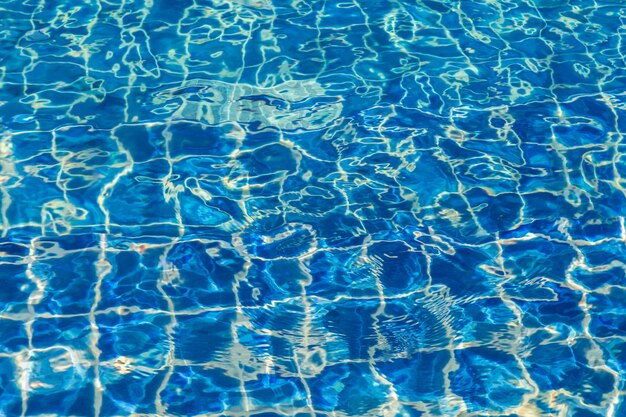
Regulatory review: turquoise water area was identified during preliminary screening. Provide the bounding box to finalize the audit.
[1,0,626,415]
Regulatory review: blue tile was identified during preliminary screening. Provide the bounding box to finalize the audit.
[173,311,235,362]
[451,347,532,412]
[159,367,242,415]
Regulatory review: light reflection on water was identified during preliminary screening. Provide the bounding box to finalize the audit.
[0,0,625,416]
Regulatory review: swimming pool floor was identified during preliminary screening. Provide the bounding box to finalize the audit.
[1,0,626,416]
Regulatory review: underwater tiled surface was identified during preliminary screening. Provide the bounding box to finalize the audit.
[1,0,626,415]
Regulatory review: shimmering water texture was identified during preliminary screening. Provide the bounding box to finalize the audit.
[2,0,626,416]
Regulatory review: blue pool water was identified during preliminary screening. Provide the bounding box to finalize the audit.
[1,0,626,415]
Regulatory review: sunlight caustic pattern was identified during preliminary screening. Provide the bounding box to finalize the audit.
[1,0,626,416]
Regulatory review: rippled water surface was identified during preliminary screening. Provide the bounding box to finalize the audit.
[1,0,626,416]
